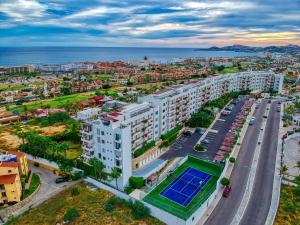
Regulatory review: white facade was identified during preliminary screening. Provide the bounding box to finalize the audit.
[81,71,283,189]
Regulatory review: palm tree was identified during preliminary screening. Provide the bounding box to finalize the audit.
[89,158,106,181]
[110,167,121,190]
[295,161,300,174]
[280,165,289,179]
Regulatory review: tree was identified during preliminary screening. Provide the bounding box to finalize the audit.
[280,165,289,178]
[89,158,106,181]
[64,208,79,222]
[195,144,205,152]
[220,177,230,186]
[229,157,236,163]
[295,161,300,173]
[110,167,121,190]
[58,162,72,175]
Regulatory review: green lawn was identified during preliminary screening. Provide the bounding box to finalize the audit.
[143,156,223,220]
[10,93,94,113]
[93,74,113,79]
[0,85,25,92]
[220,67,240,74]
[23,173,41,199]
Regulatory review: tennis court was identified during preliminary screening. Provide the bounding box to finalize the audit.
[160,167,211,206]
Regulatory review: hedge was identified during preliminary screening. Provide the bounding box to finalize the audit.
[133,141,155,158]
[161,125,182,140]
[129,176,145,189]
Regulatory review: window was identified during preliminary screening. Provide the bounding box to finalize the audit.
[116,159,121,166]
[98,153,101,158]
[101,140,105,144]
[101,131,104,135]
[115,133,121,141]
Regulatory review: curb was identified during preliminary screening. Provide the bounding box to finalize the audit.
[264,103,284,225]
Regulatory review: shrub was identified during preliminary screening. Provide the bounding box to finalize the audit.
[104,196,126,212]
[130,201,150,220]
[220,177,230,186]
[195,144,205,152]
[229,157,236,163]
[133,141,155,158]
[64,208,79,222]
[129,177,145,189]
[161,125,182,140]
[125,185,133,194]
[70,187,80,196]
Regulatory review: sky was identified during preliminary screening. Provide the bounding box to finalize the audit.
[0,0,299,47]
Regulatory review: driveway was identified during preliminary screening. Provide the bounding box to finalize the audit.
[10,164,78,218]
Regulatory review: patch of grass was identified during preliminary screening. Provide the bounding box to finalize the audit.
[10,92,94,114]
[23,174,40,199]
[66,141,82,160]
[0,85,25,92]
[7,183,164,225]
[220,67,240,74]
[274,185,300,225]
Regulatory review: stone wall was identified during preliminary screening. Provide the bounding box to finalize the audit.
[0,184,41,219]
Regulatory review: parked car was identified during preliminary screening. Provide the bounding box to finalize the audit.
[277,107,281,112]
[221,110,231,116]
[55,176,69,184]
[222,185,232,197]
[201,139,210,144]
[225,105,234,111]
[195,128,205,134]
[263,113,268,118]
[183,131,192,136]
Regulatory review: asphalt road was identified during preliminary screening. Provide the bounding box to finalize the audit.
[204,100,268,225]
[239,101,280,225]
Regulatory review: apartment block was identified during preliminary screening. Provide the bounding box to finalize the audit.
[80,71,283,189]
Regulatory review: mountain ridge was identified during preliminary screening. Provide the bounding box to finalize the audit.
[195,44,300,53]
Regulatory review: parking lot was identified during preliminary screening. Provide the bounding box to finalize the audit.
[160,98,248,161]
[198,98,247,160]
[160,131,203,160]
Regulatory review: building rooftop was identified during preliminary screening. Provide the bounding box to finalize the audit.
[0,174,17,184]
[0,162,18,167]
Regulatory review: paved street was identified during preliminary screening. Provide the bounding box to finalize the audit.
[239,101,280,225]
[204,100,268,225]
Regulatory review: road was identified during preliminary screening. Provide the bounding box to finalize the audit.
[239,101,280,225]
[204,100,268,225]
[11,164,78,218]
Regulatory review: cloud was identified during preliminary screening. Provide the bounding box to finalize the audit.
[0,0,299,47]
[0,0,47,22]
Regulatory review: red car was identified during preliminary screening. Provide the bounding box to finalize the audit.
[222,185,232,197]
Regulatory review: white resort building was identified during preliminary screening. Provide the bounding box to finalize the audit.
[79,71,283,189]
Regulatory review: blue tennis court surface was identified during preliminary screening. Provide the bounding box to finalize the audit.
[160,167,211,206]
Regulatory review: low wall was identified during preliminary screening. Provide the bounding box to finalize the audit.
[0,184,41,219]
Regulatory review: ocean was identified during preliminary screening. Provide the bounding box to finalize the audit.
[0,47,256,66]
